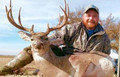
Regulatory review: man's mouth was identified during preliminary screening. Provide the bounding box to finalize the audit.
[88,21,95,25]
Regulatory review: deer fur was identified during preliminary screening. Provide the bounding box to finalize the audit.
[19,31,75,77]
[18,31,115,77]
[69,52,115,77]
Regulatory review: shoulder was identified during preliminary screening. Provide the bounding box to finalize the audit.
[55,22,82,35]
[65,22,82,30]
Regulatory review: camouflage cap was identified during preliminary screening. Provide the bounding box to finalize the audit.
[83,5,99,14]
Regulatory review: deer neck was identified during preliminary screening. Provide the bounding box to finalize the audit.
[32,46,57,62]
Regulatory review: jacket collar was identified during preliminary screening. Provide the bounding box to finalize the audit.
[81,22,105,34]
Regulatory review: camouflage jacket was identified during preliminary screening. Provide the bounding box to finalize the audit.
[49,22,111,54]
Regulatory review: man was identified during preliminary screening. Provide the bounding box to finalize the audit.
[51,4,110,56]
[0,4,111,75]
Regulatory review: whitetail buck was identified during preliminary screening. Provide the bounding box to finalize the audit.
[5,0,115,77]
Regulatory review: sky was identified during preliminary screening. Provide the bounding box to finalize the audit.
[0,0,120,56]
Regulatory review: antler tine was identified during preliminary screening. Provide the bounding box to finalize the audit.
[58,2,69,27]
[43,0,69,36]
[18,8,23,27]
[5,0,34,34]
[9,0,15,22]
[18,8,34,34]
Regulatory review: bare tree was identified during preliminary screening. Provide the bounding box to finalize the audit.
[100,14,119,52]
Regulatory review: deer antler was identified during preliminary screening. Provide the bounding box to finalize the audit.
[5,0,34,34]
[6,0,69,36]
[43,0,69,36]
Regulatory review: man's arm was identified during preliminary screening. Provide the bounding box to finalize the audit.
[48,25,67,46]
[103,34,111,55]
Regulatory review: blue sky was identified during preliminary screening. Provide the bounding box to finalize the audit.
[0,0,120,55]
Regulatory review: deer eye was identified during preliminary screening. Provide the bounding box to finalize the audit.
[31,37,34,41]
[31,38,33,41]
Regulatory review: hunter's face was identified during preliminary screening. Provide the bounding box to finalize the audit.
[82,9,99,30]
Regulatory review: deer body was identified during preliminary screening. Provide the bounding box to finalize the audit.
[32,49,75,77]
[5,0,115,77]
[19,31,115,77]
[19,32,75,77]
[69,52,115,77]
[19,31,114,77]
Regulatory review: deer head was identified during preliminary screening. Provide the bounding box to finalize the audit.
[5,0,69,53]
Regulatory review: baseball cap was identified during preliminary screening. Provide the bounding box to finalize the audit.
[83,5,99,14]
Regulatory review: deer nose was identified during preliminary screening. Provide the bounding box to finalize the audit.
[32,40,43,49]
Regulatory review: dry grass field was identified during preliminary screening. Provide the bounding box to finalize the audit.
[0,55,13,66]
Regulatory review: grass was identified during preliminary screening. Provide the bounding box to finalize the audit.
[0,55,13,66]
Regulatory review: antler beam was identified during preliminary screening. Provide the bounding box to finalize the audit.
[5,0,34,34]
[43,0,69,36]
[6,0,69,36]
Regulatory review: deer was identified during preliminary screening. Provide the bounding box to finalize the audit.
[5,0,115,77]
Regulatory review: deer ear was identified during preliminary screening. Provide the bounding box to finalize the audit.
[18,31,31,41]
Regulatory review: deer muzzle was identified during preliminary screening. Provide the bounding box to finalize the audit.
[32,40,44,49]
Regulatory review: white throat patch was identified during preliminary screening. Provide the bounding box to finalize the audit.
[33,52,45,61]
